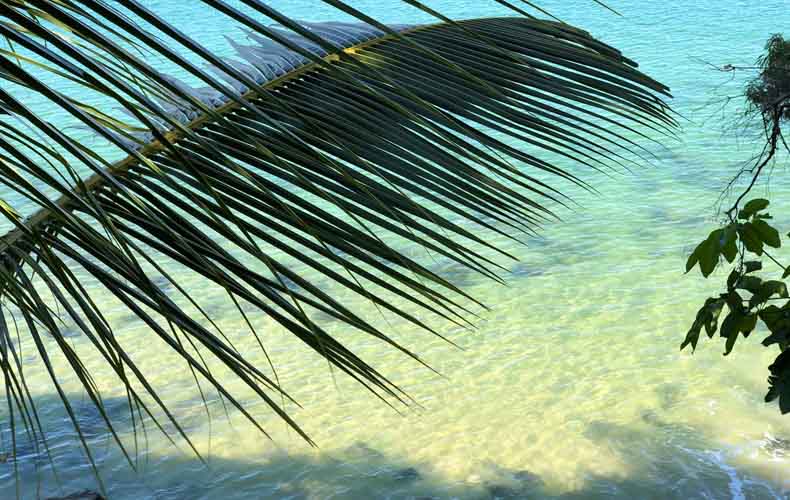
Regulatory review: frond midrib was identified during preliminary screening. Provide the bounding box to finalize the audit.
[0,22,436,253]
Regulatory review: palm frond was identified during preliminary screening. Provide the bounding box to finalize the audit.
[0,0,672,488]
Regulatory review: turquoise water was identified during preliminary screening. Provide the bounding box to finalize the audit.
[3,1,790,498]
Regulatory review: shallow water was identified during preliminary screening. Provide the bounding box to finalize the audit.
[3,1,790,498]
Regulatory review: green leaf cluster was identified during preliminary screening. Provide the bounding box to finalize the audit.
[686,199,779,278]
[684,199,790,414]
[745,34,790,121]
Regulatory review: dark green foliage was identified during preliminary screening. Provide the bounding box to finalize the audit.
[684,199,790,413]
[684,33,790,417]
[746,35,790,120]
[767,350,790,413]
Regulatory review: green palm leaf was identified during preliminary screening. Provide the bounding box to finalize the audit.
[0,0,672,490]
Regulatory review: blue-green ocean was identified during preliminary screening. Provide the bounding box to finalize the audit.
[3,1,790,498]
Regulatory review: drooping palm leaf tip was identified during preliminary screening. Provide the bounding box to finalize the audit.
[0,0,672,486]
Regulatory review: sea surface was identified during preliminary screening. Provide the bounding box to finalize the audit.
[2,1,790,498]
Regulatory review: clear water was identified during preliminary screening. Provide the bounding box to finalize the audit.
[3,1,790,498]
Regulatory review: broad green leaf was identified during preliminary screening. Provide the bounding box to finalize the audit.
[745,261,763,273]
[687,229,726,276]
[721,311,740,355]
[725,290,745,313]
[750,280,789,309]
[739,313,758,337]
[753,219,781,248]
[704,298,725,337]
[721,224,738,263]
[681,321,703,351]
[762,329,789,349]
[741,198,770,219]
[736,275,762,294]
[740,223,764,256]
[686,246,701,273]
[759,305,784,329]
[698,236,719,277]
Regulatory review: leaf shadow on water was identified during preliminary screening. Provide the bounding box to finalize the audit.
[3,391,790,499]
[428,259,486,289]
[650,148,723,195]
[0,393,148,497]
[509,261,545,279]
